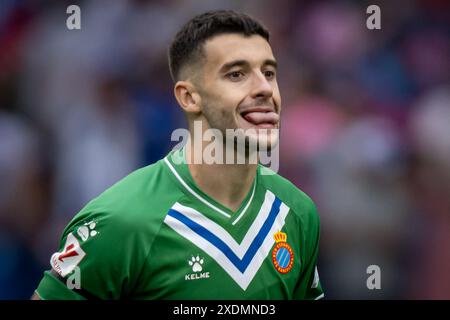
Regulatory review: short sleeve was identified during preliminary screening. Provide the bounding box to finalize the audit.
[35,205,145,300]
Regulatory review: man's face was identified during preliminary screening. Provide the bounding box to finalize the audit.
[197,33,281,150]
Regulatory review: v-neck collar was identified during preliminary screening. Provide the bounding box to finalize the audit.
[164,147,259,225]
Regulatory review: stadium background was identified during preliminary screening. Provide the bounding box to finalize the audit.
[0,0,449,299]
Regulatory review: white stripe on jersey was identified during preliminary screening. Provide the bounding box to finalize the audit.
[164,154,257,224]
[164,191,290,290]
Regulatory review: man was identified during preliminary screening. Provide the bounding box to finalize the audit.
[32,10,323,300]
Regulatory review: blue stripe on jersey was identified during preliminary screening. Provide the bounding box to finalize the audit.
[167,197,282,273]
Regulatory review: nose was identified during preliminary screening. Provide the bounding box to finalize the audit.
[250,71,273,99]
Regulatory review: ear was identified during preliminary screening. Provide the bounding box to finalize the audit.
[174,81,201,114]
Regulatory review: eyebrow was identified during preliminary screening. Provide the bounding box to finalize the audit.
[219,59,278,73]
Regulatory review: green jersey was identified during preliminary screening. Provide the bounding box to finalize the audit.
[35,148,324,300]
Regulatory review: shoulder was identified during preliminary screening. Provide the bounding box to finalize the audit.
[258,165,320,228]
[62,158,182,244]
[45,159,184,298]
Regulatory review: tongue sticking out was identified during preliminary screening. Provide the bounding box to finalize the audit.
[243,111,279,125]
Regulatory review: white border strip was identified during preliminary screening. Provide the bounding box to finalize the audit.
[314,293,325,300]
[164,201,290,290]
[164,157,231,219]
[171,191,276,258]
[232,175,257,226]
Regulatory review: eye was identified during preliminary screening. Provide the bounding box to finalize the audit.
[226,71,245,81]
[264,70,276,80]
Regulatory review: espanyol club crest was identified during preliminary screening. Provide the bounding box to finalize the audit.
[272,231,294,274]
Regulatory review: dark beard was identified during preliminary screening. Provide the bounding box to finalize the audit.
[201,100,279,161]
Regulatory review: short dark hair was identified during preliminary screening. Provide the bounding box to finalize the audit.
[168,10,270,82]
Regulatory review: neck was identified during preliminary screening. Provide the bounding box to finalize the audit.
[185,138,257,213]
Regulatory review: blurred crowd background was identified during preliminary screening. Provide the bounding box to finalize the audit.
[1,0,449,299]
